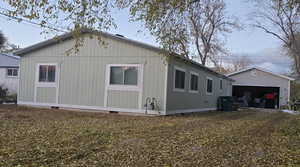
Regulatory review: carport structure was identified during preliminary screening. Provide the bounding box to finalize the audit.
[227,67,294,109]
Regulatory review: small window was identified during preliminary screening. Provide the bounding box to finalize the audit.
[174,68,185,91]
[206,78,213,94]
[38,65,56,82]
[220,79,223,90]
[7,68,18,77]
[190,73,199,92]
[110,66,138,85]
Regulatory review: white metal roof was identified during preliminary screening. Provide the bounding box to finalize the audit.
[227,67,295,81]
[0,53,20,68]
[14,29,233,81]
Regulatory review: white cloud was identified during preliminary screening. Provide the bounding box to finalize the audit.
[227,48,293,74]
[256,62,289,74]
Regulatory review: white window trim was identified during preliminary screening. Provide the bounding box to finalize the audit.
[173,66,186,92]
[189,71,199,93]
[104,64,144,109]
[219,79,223,92]
[106,64,142,91]
[35,63,58,88]
[6,68,19,78]
[34,63,60,104]
[206,77,213,95]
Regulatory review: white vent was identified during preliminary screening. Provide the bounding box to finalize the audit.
[251,69,257,76]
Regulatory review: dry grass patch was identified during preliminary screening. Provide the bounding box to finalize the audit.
[0,105,300,166]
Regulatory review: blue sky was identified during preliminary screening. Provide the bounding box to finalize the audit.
[0,0,293,74]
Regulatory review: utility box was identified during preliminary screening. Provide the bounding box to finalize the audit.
[217,96,236,111]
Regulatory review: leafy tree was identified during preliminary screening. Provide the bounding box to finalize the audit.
[291,81,300,101]
[0,31,6,49]
[0,31,20,53]
[0,42,20,53]
[1,0,238,66]
[1,0,116,33]
[127,0,240,65]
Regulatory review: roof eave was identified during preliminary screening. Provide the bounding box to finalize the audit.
[0,66,19,68]
[14,29,233,81]
[14,29,164,56]
[227,67,295,81]
[14,32,74,56]
[172,54,234,82]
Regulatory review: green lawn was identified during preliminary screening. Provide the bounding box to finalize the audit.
[0,105,300,167]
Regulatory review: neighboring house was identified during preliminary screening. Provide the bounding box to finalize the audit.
[0,53,20,94]
[15,29,233,115]
[227,67,294,108]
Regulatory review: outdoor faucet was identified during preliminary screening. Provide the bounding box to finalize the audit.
[144,97,152,114]
[150,97,157,110]
[144,97,157,114]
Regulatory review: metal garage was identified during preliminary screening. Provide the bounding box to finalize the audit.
[227,67,294,109]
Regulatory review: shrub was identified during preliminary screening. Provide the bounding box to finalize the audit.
[0,85,8,104]
[6,93,17,104]
[280,105,289,110]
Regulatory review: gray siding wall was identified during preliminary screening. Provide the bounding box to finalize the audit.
[0,68,19,94]
[19,57,35,102]
[107,91,139,109]
[229,69,290,106]
[18,35,167,114]
[36,87,56,103]
[166,58,232,114]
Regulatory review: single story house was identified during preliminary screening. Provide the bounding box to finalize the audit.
[227,67,294,109]
[0,53,20,95]
[15,29,233,115]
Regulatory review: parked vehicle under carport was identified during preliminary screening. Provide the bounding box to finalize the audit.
[232,85,279,109]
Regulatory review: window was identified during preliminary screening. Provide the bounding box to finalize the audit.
[220,79,223,90]
[206,77,213,94]
[174,67,185,91]
[190,72,199,92]
[110,66,138,85]
[7,68,18,77]
[38,65,56,82]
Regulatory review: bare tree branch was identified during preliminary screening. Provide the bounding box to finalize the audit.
[254,24,289,44]
[251,0,300,75]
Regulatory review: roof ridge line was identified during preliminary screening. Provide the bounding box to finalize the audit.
[14,29,231,80]
[227,67,294,81]
[0,53,20,60]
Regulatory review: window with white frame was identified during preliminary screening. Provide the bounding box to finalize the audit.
[220,79,223,90]
[206,77,213,94]
[38,65,56,82]
[7,68,18,77]
[174,67,185,90]
[190,72,199,92]
[110,66,138,86]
